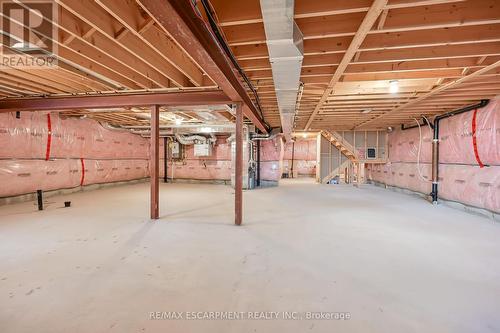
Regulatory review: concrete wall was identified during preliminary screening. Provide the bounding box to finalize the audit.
[366,96,500,213]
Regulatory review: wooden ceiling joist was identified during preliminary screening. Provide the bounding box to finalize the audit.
[1,0,498,132]
[355,59,500,128]
[304,0,389,130]
[214,0,466,27]
[57,0,191,87]
[223,0,499,46]
[93,0,205,86]
[136,0,268,133]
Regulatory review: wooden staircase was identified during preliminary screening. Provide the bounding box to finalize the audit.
[321,130,363,185]
[321,159,349,184]
[321,130,359,162]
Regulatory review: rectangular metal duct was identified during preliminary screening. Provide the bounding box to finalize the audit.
[260,0,304,140]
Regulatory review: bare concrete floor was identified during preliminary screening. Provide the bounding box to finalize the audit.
[1,179,500,333]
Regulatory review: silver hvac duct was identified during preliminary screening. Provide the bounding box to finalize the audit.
[260,0,304,141]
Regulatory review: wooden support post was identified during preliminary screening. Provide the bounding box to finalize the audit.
[150,105,160,220]
[235,103,243,226]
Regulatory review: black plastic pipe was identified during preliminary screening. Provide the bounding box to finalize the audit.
[430,99,489,203]
[401,116,434,131]
[37,189,43,210]
[290,141,295,178]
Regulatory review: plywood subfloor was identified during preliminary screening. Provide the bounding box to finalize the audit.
[1,180,499,332]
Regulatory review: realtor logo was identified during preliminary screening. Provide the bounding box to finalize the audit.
[0,0,58,67]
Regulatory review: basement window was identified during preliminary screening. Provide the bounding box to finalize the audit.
[367,148,377,159]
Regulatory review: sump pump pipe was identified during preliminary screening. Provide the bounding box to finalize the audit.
[428,99,489,203]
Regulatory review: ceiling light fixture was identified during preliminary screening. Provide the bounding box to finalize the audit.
[389,80,399,94]
[361,108,372,114]
[175,118,183,125]
[200,127,212,133]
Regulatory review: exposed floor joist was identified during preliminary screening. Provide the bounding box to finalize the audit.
[303,0,389,130]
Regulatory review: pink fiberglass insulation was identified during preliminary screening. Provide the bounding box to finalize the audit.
[0,112,148,159]
[161,136,286,182]
[159,136,232,181]
[0,112,150,197]
[259,137,284,182]
[283,138,317,176]
[367,96,500,213]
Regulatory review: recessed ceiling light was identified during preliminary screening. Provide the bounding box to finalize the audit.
[389,80,399,94]
[361,108,372,114]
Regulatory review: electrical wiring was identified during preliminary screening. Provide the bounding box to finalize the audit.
[414,117,432,182]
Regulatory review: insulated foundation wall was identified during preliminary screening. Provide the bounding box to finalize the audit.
[283,138,317,177]
[161,135,288,186]
[159,136,232,181]
[259,137,285,183]
[367,96,500,213]
[0,112,149,198]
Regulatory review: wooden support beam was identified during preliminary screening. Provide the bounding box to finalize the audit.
[235,103,243,226]
[137,0,268,133]
[150,105,160,220]
[57,0,189,87]
[377,9,389,30]
[304,0,389,130]
[93,0,203,86]
[0,90,231,112]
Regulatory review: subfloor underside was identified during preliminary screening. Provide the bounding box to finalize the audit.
[1,179,500,333]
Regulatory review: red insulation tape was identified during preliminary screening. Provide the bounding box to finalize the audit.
[45,113,52,161]
[472,109,484,168]
[80,158,85,186]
